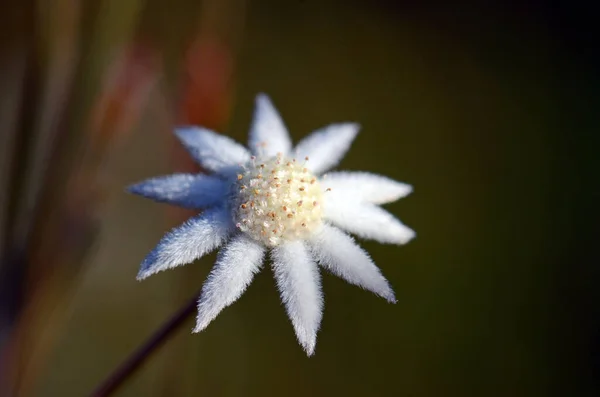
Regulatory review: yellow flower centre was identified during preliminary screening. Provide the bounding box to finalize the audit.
[233,154,323,246]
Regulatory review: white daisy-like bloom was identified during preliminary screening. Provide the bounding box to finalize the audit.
[129,94,415,356]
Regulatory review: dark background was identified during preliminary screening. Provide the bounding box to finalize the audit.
[0,1,598,396]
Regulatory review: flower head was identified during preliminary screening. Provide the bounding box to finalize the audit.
[129,94,415,355]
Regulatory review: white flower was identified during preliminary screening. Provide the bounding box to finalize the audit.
[129,93,415,356]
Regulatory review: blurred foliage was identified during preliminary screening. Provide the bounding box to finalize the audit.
[0,1,599,397]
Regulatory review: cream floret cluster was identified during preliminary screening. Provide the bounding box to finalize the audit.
[233,154,324,246]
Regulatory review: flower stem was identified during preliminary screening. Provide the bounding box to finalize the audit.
[90,290,200,397]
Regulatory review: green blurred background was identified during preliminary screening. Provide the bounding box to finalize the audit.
[1,0,598,396]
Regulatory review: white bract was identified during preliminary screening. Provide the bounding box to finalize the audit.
[129,93,415,356]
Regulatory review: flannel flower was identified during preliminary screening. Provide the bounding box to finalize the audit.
[129,94,415,356]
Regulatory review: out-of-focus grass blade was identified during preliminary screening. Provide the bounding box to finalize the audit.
[10,0,82,253]
[0,0,37,391]
[0,50,28,270]
[0,50,29,320]
[0,32,31,397]
[1,0,83,394]
[2,0,152,395]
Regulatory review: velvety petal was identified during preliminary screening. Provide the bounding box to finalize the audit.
[293,123,359,174]
[271,241,323,356]
[193,235,265,332]
[175,127,250,174]
[248,93,292,158]
[137,207,233,280]
[128,173,228,209]
[308,224,395,302]
[321,171,412,205]
[323,198,415,245]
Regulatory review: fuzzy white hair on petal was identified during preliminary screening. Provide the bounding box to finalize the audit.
[175,126,250,174]
[137,207,234,280]
[321,171,412,205]
[323,197,415,245]
[194,235,265,332]
[293,123,359,175]
[271,241,323,356]
[309,224,396,302]
[128,173,229,209]
[248,93,292,157]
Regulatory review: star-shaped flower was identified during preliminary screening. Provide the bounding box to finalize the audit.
[129,94,415,355]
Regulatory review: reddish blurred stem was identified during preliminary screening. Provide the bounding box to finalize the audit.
[90,290,200,397]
